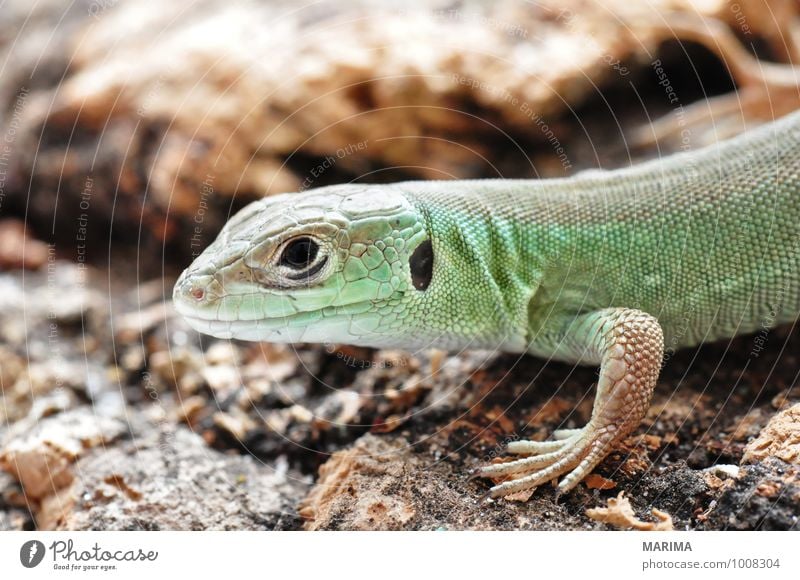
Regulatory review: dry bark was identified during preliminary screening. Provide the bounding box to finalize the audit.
[3,0,799,268]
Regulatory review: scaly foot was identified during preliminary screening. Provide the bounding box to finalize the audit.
[475,308,664,499]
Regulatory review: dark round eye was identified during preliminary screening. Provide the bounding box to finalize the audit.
[279,237,319,269]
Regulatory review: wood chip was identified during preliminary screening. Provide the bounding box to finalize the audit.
[586,491,674,531]
[371,414,410,434]
[0,219,49,271]
[585,473,617,490]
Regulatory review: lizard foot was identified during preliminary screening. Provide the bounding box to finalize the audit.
[476,425,616,498]
[475,308,664,500]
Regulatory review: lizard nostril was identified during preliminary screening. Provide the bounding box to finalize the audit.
[190,286,205,301]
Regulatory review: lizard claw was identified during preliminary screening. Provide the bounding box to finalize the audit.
[467,468,485,483]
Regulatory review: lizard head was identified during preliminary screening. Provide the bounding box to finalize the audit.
[173,184,432,346]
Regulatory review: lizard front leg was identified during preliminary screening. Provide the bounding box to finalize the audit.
[477,308,664,498]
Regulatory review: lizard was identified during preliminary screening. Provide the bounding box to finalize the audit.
[173,109,800,499]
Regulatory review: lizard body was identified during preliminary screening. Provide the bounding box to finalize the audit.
[174,110,800,498]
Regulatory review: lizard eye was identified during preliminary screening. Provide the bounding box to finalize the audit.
[279,237,319,270]
[273,236,329,285]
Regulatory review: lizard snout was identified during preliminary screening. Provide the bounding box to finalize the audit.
[173,270,224,315]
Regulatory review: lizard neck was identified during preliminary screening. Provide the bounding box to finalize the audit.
[398,110,800,352]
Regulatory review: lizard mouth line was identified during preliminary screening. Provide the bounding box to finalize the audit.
[177,311,315,341]
[174,296,382,342]
[175,307,312,328]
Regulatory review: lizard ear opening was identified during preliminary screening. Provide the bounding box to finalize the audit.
[410,239,433,291]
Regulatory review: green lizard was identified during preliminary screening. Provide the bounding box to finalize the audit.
[174,110,800,499]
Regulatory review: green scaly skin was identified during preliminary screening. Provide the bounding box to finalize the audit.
[174,110,800,498]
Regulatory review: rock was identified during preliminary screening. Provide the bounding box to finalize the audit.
[744,403,800,465]
[38,425,309,530]
[301,434,418,530]
[0,408,127,499]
